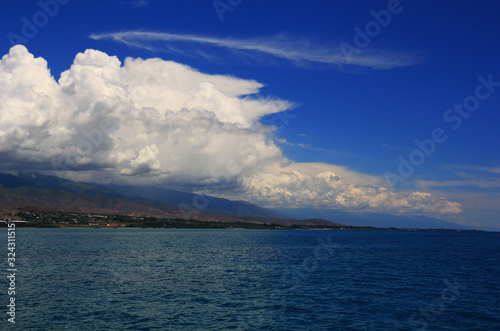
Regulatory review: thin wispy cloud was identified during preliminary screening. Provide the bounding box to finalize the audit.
[418,179,500,190]
[277,138,354,158]
[418,165,500,191]
[381,143,413,151]
[121,0,151,7]
[89,31,424,70]
[446,165,500,175]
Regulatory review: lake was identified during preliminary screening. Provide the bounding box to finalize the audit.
[3,228,499,330]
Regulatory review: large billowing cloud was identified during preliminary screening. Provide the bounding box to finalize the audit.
[207,163,462,215]
[0,45,461,216]
[0,45,287,184]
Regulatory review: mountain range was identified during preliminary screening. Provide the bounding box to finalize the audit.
[0,172,469,229]
[274,208,470,230]
[0,173,335,226]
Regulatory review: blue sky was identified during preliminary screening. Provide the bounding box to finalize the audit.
[1,0,499,229]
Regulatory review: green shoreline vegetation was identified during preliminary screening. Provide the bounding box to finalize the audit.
[0,210,481,232]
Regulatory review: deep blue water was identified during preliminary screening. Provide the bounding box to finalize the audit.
[2,229,499,330]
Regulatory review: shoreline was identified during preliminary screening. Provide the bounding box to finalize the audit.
[2,223,486,232]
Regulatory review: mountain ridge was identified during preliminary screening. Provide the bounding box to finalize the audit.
[0,172,470,229]
[0,173,336,226]
[274,207,471,230]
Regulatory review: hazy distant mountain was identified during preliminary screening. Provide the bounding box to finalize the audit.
[96,184,284,219]
[0,173,281,217]
[274,208,470,230]
[0,172,334,226]
[0,172,469,229]
[0,172,127,198]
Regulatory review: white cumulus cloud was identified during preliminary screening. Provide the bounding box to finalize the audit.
[211,162,462,215]
[0,45,460,216]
